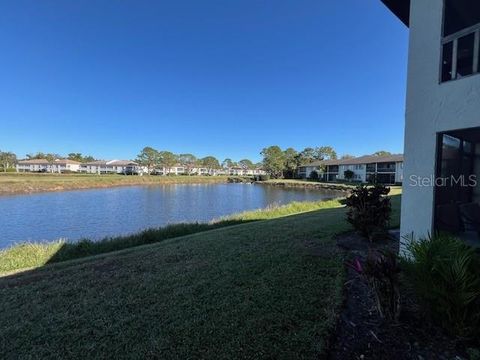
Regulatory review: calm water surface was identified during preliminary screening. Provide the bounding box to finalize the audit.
[0,183,342,248]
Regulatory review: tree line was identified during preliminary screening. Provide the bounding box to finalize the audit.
[1,147,392,176]
[0,148,260,174]
[135,147,260,175]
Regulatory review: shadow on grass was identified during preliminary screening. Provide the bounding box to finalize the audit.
[46,220,258,265]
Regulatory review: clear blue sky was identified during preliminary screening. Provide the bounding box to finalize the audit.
[0,0,408,162]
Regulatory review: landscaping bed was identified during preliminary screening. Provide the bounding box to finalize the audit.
[329,231,472,359]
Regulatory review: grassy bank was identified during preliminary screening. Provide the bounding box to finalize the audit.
[262,179,403,196]
[0,202,346,359]
[0,173,230,196]
[0,199,344,275]
[265,178,356,186]
[262,179,358,191]
[0,193,401,359]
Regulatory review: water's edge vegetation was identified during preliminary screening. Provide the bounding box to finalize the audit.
[0,199,345,275]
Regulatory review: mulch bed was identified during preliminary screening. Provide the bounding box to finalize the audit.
[327,231,470,360]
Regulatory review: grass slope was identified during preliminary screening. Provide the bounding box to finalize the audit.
[0,173,229,195]
[0,193,401,359]
[0,204,350,359]
[0,200,343,275]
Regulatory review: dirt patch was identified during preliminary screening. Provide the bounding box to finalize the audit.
[328,231,469,360]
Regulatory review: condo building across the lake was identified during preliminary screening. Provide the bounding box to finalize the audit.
[16,159,266,176]
[297,154,404,184]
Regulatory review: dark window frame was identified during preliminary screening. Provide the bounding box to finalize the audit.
[440,0,480,83]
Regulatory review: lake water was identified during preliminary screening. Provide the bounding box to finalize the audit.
[0,183,342,249]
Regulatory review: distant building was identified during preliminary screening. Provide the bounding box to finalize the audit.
[297,154,404,184]
[228,166,265,176]
[16,158,266,177]
[80,160,143,174]
[16,159,81,173]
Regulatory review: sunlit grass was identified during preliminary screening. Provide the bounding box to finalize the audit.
[0,241,65,275]
[223,198,344,221]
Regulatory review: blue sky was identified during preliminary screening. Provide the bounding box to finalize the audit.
[0,0,408,162]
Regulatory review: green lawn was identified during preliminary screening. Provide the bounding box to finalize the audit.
[0,200,343,275]
[0,193,401,359]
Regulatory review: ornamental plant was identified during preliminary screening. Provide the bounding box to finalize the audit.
[402,233,480,337]
[345,184,391,241]
[348,250,401,321]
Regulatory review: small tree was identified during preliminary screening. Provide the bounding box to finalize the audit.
[308,170,319,181]
[178,154,197,175]
[67,153,83,162]
[0,151,17,172]
[345,184,392,241]
[222,158,234,169]
[45,153,57,173]
[238,159,254,170]
[283,147,299,179]
[344,169,354,182]
[201,156,220,174]
[159,151,177,175]
[261,146,285,179]
[136,147,160,175]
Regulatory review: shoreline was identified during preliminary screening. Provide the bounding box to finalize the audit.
[259,179,354,192]
[0,174,234,196]
[0,174,357,196]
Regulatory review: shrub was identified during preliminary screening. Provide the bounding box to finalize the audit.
[345,184,391,241]
[344,169,354,181]
[257,174,270,181]
[402,233,480,337]
[348,250,401,320]
[308,170,319,181]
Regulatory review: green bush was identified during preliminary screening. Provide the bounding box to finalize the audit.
[256,174,270,181]
[344,169,354,181]
[402,233,480,337]
[308,170,319,181]
[345,184,391,241]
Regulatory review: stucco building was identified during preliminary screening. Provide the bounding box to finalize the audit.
[383,0,480,245]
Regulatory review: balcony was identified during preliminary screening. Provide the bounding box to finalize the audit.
[376,163,396,173]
